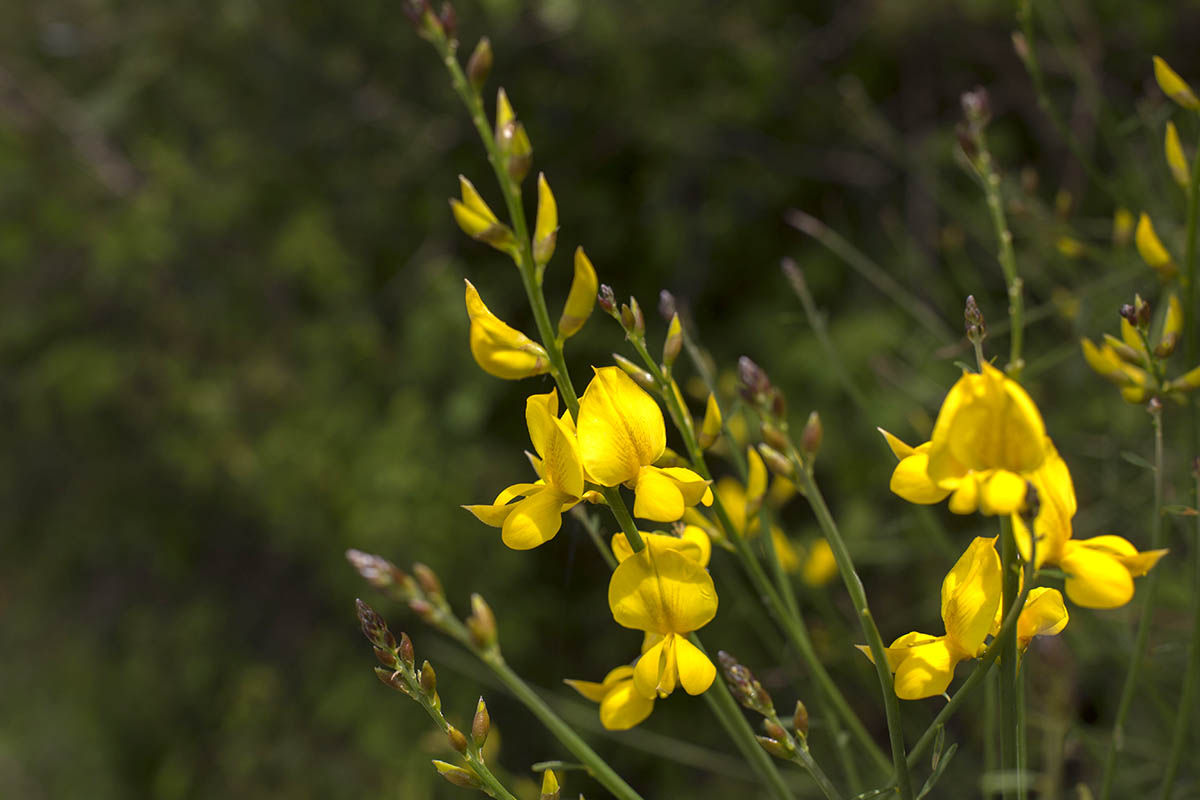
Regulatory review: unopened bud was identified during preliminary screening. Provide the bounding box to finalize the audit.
[658,290,677,321]
[613,354,656,391]
[793,700,809,739]
[447,724,469,754]
[540,769,561,800]
[597,284,617,316]
[964,295,987,344]
[419,660,438,697]
[961,86,991,128]
[467,593,498,650]
[437,2,456,37]
[472,697,491,746]
[763,718,788,742]
[506,122,533,184]
[467,37,493,92]
[413,562,443,599]
[757,444,795,479]
[801,411,823,459]
[698,394,723,449]
[761,420,789,453]
[375,646,400,669]
[374,666,411,695]
[718,651,775,717]
[399,632,415,669]
[756,735,791,759]
[433,760,481,789]
[409,597,435,619]
[1148,396,1164,415]
[1134,295,1152,329]
[738,356,772,406]
[663,313,683,368]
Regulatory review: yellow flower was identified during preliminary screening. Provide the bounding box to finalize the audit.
[1058,536,1168,609]
[1080,338,1151,397]
[463,390,583,549]
[1013,588,1069,649]
[881,363,1048,516]
[608,543,718,698]
[578,367,711,522]
[863,537,1001,700]
[565,665,654,730]
[464,280,550,380]
[1135,213,1178,281]
[801,538,838,587]
[611,525,712,568]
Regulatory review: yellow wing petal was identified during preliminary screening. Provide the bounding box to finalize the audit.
[598,677,655,729]
[893,637,961,700]
[500,487,574,550]
[674,635,717,695]
[578,367,666,486]
[1060,541,1134,609]
[941,537,1002,656]
[608,544,718,634]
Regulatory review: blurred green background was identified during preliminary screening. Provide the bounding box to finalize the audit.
[2,0,1197,797]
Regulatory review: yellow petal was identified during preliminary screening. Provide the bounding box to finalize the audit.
[680,525,712,568]
[463,483,543,526]
[980,469,1027,515]
[633,466,711,522]
[465,280,551,380]
[558,247,598,338]
[674,635,717,695]
[1113,207,1135,246]
[771,527,802,574]
[608,544,718,634]
[1016,588,1069,649]
[878,428,917,460]
[598,677,655,729]
[525,390,560,459]
[946,475,979,514]
[941,537,1002,656]
[893,637,962,700]
[745,447,767,511]
[533,173,558,267]
[563,678,610,703]
[611,530,705,566]
[890,452,953,505]
[928,363,1047,481]
[1060,541,1134,609]
[1135,213,1177,280]
[801,538,838,587]
[458,175,499,223]
[1154,55,1200,111]
[633,636,674,698]
[524,393,584,498]
[863,631,943,673]
[1012,452,1074,567]
[698,393,723,448]
[578,367,666,486]
[714,476,749,536]
[501,487,576,550]
[1166,121,1190,189]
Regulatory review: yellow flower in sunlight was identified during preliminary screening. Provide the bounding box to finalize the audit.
[611,526,712,568]
[608,543,718,698]
[862,537,1001,700]
[1058,536,1168,609]
[578,367,711,522]
[463,389,583,549]
[463,280,550,380]
[992,587,1069,650]
[881,363,1049,516]
[565,665,654,730]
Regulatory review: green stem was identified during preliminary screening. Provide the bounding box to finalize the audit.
[624,333,890,776]
[997,517,1022,800]
[1183,128,1200,514]
[1100,403,1164,800]
[786,452,913,800]
[971,130,1024,375]
[786,742,846,800]
[571,506,618,570]
[1159,469,1200,799]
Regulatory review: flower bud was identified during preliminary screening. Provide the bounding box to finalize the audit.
[540,769,561,800]
[375,646,400,669]
[698,393,723,449]
[756,735,791,759]
[465,280,551,380]
[466,37,493,93]
[1135,213,1177,281]
[1157,294,1183,358]
[663,313,683,368]
[374,667,411,695]
[472,697,491,747]
[1172,364,1200,393]
[658,289,677,321]
[558,248,598,338]
[399,632,415,669]
[432,760,481,789]
[793,700,809,739]
[620,297,645,337]
[467,593,498,650]
[738,356,772,406]
[801,411,823,460]
[419,660,438,697]
[505,122,533,183]
[1166,121,1190,189]
[1154,56,1200,111]
[745,448,767,517]
[964,295,986,344]
[409,597,435,619]
[763,718,788,742]
[757,444,795,479]
[533,173,558,268]
[413,562,444,600]
[761,420,788,453]
[718,651,775,717]
[597,284,617,316]
[447,724,469,754]
[613,354,656,392]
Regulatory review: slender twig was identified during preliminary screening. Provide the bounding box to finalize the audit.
[997,517,1023,800]
[1100,403,1164,800]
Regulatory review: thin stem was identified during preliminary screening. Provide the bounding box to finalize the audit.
[785,741,847,800]
[1159,469,1200,799]
[786,451,914,800]
[970,130,1024,375]
[623,332,890,775]
[1183,126,1200,506]
[998,517,1023,800]
[571,506,618,570]
[1100,403,1164,800]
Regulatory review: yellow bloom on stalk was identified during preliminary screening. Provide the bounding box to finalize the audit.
[464,280,550,380]
[1135,214,1178,281]
[608,543,718,698]
[565,665,654,730]
[463,389,584,549]
[611,526,712,568]
[880,363,1048,516]
[864,537,1001,700]
[578,367,711,522]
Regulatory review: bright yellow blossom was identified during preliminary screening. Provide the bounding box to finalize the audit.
[608,543,718,698]
[578,367,711,522]
[611,526,712,568]
[464,280,550,380]
[565,665,654,730]
[864,537,1001,700]
[463,389,582,549]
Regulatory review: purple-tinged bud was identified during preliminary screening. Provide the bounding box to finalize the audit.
[374,667,411,696]
[437,2,456,38]
[801,411,823,460]
[409,598,435,619]
[663,313,683,368]
[472,697,491,747]
[399,632,415,669]
[1119,304,1138,326]
[375,646,400,669]
[658,290,677,321]
[757,444,794,479]
[598,285,617,316]
[718,651,776,717]
[467,38,493,93]
[412,562,443,599]
[1148,396,1164,414]
[964,295,987,344]
[756,735,791,759]
[761,420,789,453]
[738,356,772,406]
[763,718,788,742]
[961,86,991,128]
[1134,294,1152,329]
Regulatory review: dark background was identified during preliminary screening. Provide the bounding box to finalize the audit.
[2,0,1198,797]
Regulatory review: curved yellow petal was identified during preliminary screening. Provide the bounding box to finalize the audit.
[465,280,550,380]
[771,527,802,573]
[980,470,1027,515]
[745,447,767,510]
[558,247,598,338]
[1016,587,1069,649]
[1154,55,1200,111]
[525,390,560,461]
[674,635,717,695]
[890,452,953,505]
[633,466,710,522]
[632,636,674,698]
[864,631,942,673]
[894,637,961,700]
[1166,121,1190,189]
[500,487,576,550]
[878,428,918,460]
[941,537,1002,656]
[801,538,838,587]
[578,367,666,486]
[563,678,610,703]
[946,475,979,514]
[611,531,705,566]
[1060,541,1134,609]
[598,678,655,729]
[608,544,718,634]
[698,393,723,449]
[714,476,749,536]
[680,525,713,568]
[1136,213,1177,280]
